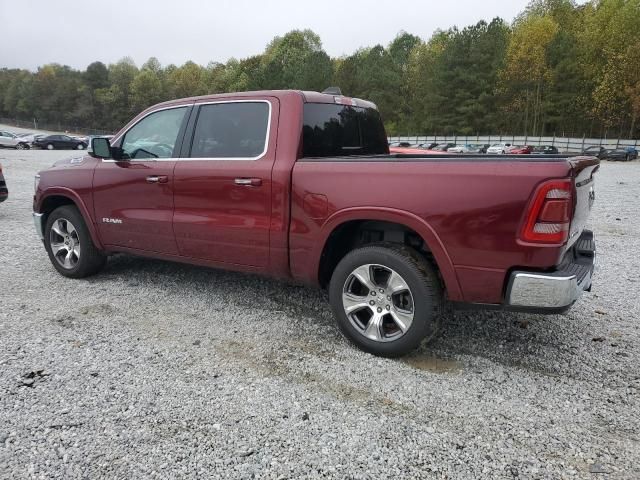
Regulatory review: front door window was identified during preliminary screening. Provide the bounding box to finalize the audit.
[120,107,187,160]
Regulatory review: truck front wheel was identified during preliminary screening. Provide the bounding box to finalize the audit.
[329,244,442,357]
[44,205,106,278]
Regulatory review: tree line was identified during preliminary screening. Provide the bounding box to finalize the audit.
[1,0,638,138]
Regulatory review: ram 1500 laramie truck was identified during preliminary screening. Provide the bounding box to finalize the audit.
[33,90,598,357]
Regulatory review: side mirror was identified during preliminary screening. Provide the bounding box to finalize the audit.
[91,137,112,159]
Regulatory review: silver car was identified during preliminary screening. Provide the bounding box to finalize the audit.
[448,144,482,153]
[0,131,31,149]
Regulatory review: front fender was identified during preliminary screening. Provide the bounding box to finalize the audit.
[312,207,462,301]
[36,187,104,250]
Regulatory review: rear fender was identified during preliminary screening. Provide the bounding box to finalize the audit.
[314,207,463,301]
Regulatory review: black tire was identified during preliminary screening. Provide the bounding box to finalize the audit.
[44,205,106,278]
[329,244,442,357]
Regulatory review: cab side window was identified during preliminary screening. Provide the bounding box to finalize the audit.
[121,107,187,160]
[189,102,270,159]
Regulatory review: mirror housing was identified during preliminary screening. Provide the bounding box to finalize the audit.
[90,137,112,159]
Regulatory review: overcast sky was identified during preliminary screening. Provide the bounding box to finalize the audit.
[1,0,533,71]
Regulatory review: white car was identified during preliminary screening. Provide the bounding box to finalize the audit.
[0,131,31,149]
[447,144,467,153]
[448,144,482,153]
[486,143,512,154]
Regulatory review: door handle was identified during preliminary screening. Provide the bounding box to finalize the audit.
[234,178,262,187]
[146,175,169,184]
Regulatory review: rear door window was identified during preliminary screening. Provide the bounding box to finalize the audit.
[302,103,388,157]
[189,101,270,159]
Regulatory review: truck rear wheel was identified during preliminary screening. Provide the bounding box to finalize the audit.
[329,244,442,357]
[44,205,106,278]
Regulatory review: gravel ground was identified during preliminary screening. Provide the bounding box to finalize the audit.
[0,144,639,479]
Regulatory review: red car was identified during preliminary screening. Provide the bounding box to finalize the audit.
[389,146,444,154]
[32,90,599,357]
[507,145,534,154]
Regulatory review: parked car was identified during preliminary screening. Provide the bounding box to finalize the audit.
[622,146,638,160]
[33,89,599,357]
[415,142,438,150]
[431,143,456,151]
[605,148,634,161]
[389,141,412,148]
[582,146,606,159]
[33,135,88,150]
[447,144,482,153]
[533,145,559,154]
[507,145,533,154]
[389,145,441,154]
[0,164,7,203]
[16,132,46,144]
[0,130,31,149]
[486,143,512,154]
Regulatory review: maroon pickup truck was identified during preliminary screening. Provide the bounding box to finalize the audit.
[33,90,598,356]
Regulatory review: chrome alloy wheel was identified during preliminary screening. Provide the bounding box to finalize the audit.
[49,218,81,269]
[342,264,415,342]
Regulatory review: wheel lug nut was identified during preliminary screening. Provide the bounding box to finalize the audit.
[379,288,384,293]
[371,291,376,296]
[370,300,375,306]
[386,305,391,310]
[377,307,382,313]
[387,295,391,301]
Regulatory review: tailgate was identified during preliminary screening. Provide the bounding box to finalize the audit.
[567,156,599,250]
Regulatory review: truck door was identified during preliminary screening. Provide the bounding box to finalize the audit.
[93,105,191,254]
[172,98,278,268]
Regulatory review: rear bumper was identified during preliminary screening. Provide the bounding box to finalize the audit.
[505,230,596,313]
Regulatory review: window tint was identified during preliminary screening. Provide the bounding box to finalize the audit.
[190,102,270,159]
[302,103,388,157]
[121,107,187,159]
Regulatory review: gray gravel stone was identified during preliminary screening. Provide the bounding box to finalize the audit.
[0,135,639,479]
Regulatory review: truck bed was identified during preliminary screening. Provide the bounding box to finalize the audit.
[291,154,599,304]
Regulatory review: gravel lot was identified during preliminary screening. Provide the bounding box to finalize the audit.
[0,144,639,479]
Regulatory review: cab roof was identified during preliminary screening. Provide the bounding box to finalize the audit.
[151,90,377,111]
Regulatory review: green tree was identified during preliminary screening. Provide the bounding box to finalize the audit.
[261,29,333,91]
[131,69,164,113]
[499,15,559,135]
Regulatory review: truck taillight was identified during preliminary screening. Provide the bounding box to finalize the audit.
[520,179,573,244]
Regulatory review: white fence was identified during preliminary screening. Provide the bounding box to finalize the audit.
[388,135,640,153]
